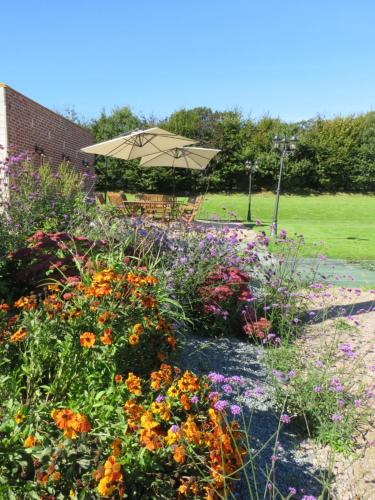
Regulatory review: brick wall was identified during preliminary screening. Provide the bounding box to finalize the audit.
[2,84,95,193]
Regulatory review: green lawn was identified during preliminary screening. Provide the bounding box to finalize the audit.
[198,193,375,260]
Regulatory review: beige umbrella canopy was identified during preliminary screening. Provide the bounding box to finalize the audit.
[139,146,220,170]
[81,127,197,160]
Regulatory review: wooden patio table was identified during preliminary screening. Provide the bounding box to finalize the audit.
[121,200,183,222]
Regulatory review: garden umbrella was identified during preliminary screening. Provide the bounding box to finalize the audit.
[80,127,196,160]
[139,146,220,203]
[139,146,220,170]
[80,127,197,199]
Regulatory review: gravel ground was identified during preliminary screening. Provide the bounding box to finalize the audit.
[174,332,327,499]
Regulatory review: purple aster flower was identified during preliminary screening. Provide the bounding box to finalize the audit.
[280,413,291,424]
[288,486,297,495]
[214,400,228,412]
[170,424,179,433]
[313,386,322,393]
[230,405,241,415]
[208,391,219,400]
[354,399,362,408]
[190,395,199,404]
[156,394,165,402]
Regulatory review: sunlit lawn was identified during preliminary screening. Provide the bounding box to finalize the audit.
[198,193,375,260]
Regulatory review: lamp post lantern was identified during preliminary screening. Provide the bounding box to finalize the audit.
[271,135,297,236]
[245,159,258,223]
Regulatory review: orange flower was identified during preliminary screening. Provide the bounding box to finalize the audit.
[10,327,27,343]
[114,374,123,384]
[100,328,112,345]
[173,445,186,464]
[24,435,38,448]
[128,333,139,346]
[70,413,91,433]
[53,409,75,430]
[14,295,37,311]
[111,438,122,457]
[166,335,177,350]
[140,411,159,430]
[104,455,122,482]
[125,373,141,395]
[80,332,96,348]
[52,471,61,481]
[140,429,163,451]
[0,303,9,312]
[180,394,191,411]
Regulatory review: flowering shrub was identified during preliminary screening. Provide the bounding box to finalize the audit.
[3,230,107,297]
[0,258,246,496]
[0,158,93,253]
[197,265,253,335]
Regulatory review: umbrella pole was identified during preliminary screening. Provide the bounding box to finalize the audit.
[172,167,176,220]
[104,156,108,203]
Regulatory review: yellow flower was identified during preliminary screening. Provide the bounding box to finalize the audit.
[167,385,179,398]
[97,476,116,496]
[132,323,144,335]
[128,333,139,346]
[14,412,25,424]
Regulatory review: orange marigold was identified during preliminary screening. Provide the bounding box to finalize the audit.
[114,374,123,384]
[80,331,96,348]
[14,295,37,311]
[125,373,141,395]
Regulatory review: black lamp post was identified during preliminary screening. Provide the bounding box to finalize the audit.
[245,159,258,223]
[271,135,297,236]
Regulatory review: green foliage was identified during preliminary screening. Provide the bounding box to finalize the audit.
[89,105,375,193]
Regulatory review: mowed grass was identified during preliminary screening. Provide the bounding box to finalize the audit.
[198,193,375,260]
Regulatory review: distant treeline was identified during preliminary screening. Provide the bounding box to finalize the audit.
[84,107,375,193]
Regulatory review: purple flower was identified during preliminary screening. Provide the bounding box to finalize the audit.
[302,496,317,500]
[208,372,225,383]
[340,343,355,358]
[214,400,228,412]
[354,399,361,408]
[170,424,179,433]
[280,413,291,424]
[230,405,241,415]
[156,394,165,402]
[190,395,199,404]
[208,391,219,400]
[331,413,343,422]
[315,360,324,368]
[313,386,322,393]
[288,370,296,378]
[222,384,233,394]
[288,486,297,495]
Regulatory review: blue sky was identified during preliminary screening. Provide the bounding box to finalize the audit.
[2,0,375,122]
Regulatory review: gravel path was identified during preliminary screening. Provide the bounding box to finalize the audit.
[175,332,326,499]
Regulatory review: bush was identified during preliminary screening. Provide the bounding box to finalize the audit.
[0,252,247,497]
[1,159,91,253]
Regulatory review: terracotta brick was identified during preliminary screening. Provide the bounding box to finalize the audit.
[0,83,95,202]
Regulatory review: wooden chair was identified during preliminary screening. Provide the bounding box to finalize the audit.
[96,193,105,205]
[180,196,202,223]
[107,192,127,208]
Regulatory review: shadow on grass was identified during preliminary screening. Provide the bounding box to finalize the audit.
[305,299,375,324]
